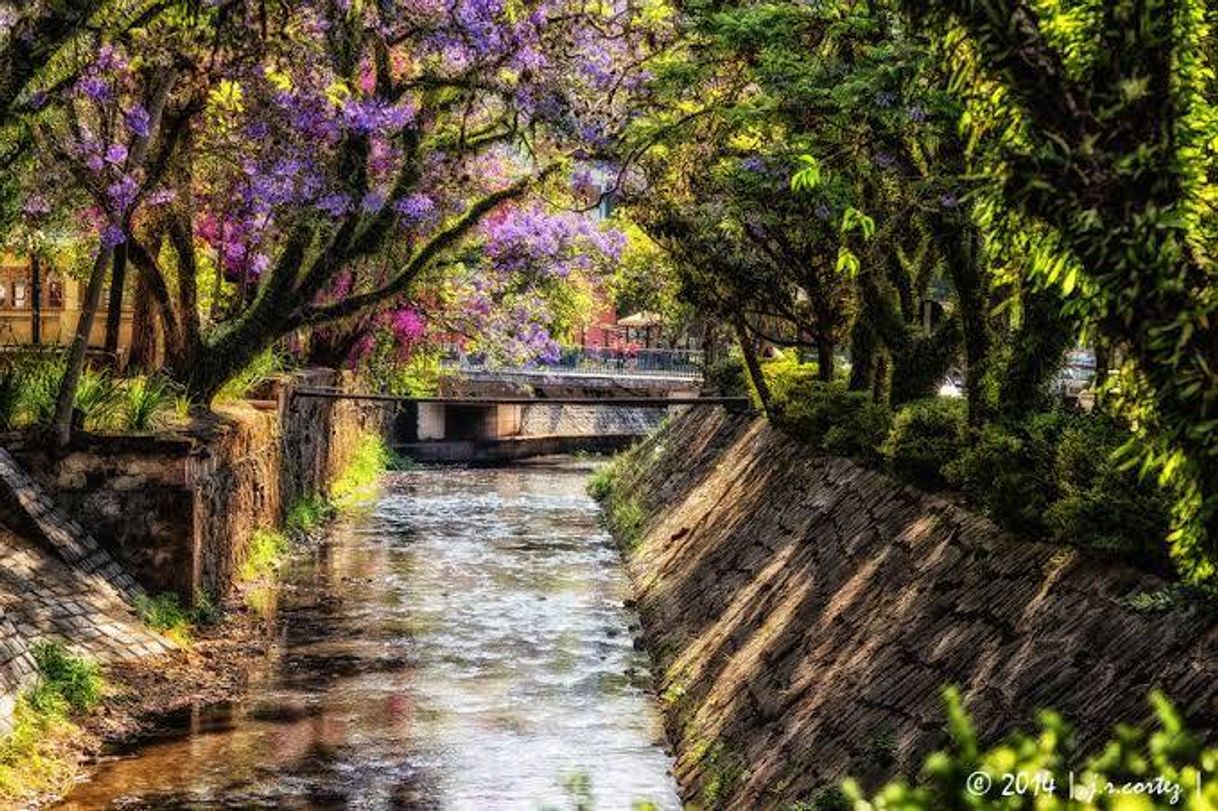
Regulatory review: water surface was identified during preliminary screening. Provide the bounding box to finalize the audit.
[60,460,680,810]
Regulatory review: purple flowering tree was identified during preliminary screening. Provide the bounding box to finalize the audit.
[17,0,641,412]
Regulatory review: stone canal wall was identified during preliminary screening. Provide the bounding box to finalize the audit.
[0,368,392,737]
[611,408,1218,809]
[4,369,393,603]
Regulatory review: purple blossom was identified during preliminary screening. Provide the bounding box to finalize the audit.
[316,192,352,218]
[125,105,151,138]
[100,224,126,248]
[394,193,436,224]
[741,155,765,173]
[146,188,177,206]
[874,90,896,108]
[22,195,50,216]
[361,190,386,212]
[814,203,832,221]
[873,152,895,169]
[907,105,927,123]
[76,75,112,102]
[939,193,959,209]
[104,143,129,165]
[106,176,139,212]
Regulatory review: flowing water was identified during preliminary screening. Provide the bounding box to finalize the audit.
[59,460,681,810]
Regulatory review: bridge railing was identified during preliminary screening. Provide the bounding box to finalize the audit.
[438,345,704,380]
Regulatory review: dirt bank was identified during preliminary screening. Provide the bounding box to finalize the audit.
[607,408,1218,809]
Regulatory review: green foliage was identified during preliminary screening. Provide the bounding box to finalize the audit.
[0,642,103,805]
[119,376,176,431]
[884,399,967,489]
[946,420,1057,536]
[765,358,892,460]
[214,347,288,403]
[587,463,618,502]
[945,412,1173,563]
[240,528,290,582]
[285,493,336,537]
[73,368,122,431]
[11,354,63,427]
[28,643,102,716]
[845,687,1218,810]
[135,592,196,646]
[330,432,392,509]
[1046,417,1174,569]
[703,352,748,397]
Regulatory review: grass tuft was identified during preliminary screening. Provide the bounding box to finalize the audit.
[330,433,392,509]
[0,642,105,805]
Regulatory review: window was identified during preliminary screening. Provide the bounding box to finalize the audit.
[12,283,23,309]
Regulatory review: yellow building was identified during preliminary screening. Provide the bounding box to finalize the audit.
[0,254,132,354]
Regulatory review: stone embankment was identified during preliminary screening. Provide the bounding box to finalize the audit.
[0,369,392,736]
[610,408,1218,809]
[0,446,167,736]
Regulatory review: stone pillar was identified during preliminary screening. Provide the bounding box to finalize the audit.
[418,403,446,440]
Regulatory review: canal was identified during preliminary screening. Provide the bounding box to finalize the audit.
[59,460,680,810]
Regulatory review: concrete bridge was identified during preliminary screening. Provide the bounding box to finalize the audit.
[292,389,751,463]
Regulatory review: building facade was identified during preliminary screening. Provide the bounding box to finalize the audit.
[0,254,132,353]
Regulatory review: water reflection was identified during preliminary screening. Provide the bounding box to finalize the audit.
[59,461,680,810]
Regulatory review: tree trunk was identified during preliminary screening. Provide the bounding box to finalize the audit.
[733,313,772,417]
[103,242,127,364]
[29,251,40,346]
[816,336,834,382]
[998,286,1075,419]
[51,245,112,446]
[935,214,993,426]
[128,270,159,372]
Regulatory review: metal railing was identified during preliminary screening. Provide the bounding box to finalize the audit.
[439,345,704,380]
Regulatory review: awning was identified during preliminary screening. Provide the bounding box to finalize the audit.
[616,311,662,328]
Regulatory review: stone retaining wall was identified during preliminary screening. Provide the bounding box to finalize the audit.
[4,369,393,603]
[613,408,1218,809]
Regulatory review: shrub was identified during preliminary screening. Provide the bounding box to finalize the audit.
[1045,415,1174,571]
[74,368,121,431]
[703,352,748,396]
[883,398,966,488]
[15,354,62,426]
[844,687,1213,810]
[771,375,891,458]
[945,421,1056,535]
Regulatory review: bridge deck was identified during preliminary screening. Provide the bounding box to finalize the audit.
[292,388,752,408]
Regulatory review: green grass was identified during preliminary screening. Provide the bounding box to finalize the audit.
[121,376,176,431]
[587,462,618,501]
[285,493,336,537]
[239,528,290,582]
[0,642,105,805]
[135,592,195,646]
[330,433,392,509]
